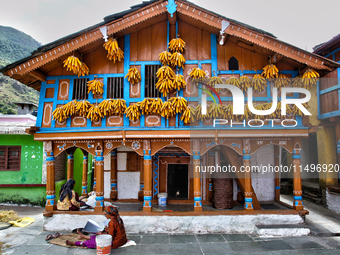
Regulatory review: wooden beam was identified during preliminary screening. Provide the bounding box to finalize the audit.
[220,146,261,210]
[237,41,268,56]
[269,53,283,64]
[28,70,46,81]
[168,11,177,25]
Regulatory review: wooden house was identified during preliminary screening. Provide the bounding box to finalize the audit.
[313,35,340,213]
[1,0,339,217]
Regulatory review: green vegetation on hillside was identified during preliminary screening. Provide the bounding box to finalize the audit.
[0,25,41,114]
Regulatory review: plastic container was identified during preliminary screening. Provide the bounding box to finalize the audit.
[158,193,167,206]
[96,234,112,255]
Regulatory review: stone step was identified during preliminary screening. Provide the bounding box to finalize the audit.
[255,224,310,237]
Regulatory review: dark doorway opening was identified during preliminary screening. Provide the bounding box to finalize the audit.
[167,164,188,200]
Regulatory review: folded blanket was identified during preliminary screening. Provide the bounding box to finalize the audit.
[9,217,35,227]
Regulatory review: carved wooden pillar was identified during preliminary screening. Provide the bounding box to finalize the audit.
[274,146,280,201]
[67,152,74,180]
[93,157,96,192]
[94,146,104,212]
[193,139,202,212]
[143,140,152,212]
[293,139,303,210]
[243,139,253,211]
[208,151,214,202]
[110,149,117,200]
[82,152,88,196]
[138,155,144,201]
[46,153,56,211]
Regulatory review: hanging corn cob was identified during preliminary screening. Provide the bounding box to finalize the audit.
[111,99,127,116]
[208,75,223,93]
[252,74,267,92]
[140,98,155,115]
[159,51,172,66]
[239,76,252,92]
[104,38,124,63]
[243,104,253,120]
[104,38,119,54]
[52,106,67,123]
[155,78,174,97]
[168,37,186,53]
[173,74,187,91]
[99,99,114,116]
[78,62,89,77]
[222,104,233,119]
[302,69,319,89]
[195,104,206,121]
[87,79,104,95]
[170,52,186,68]
[150,98,164,115]
[168,97,187,114]
[87,105,103,122]
[62,100,78,118]
[63,56,81,74]
[262,64,279,79]
[189,67,206,82]
[76,100,92,117]
[156,66,175,80]
[125,103,141,121]
[227,76,240,88]
[275,74,290,89]
[63,56,89,77]
[208,103,224,119]
[292,76,302,87]
[180,106,196,124]
[156,66,176,97]
[291,103,309,116]
[125,67,141,84]
[107,48,124,63]
[160,101,175,119]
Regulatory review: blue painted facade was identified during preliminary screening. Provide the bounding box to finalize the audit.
[316,44,340,119]
[36,19,306,134]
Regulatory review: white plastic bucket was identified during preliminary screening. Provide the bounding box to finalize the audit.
[158,193,167,206]
[96,234,112,255]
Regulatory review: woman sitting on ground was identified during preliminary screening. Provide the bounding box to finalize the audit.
[57,179,84,211]
[66,205,127,249]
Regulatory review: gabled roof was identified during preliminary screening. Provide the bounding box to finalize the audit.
[1,0,339,88]
[313,34,340,54]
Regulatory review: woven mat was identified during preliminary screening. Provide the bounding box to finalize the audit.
[47,233,88,248]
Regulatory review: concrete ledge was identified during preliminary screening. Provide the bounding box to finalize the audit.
[44,214,305,235]
[255,223,310,237]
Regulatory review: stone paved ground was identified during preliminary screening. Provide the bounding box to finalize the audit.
[6,232,340,255]
[2,195,340,255]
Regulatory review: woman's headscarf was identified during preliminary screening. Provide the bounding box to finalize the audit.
[105,205,123,225]
[59,179,75,202]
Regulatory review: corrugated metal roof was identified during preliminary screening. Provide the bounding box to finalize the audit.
[313,34,340,53]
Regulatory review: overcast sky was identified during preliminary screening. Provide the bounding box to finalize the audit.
[0,0,338,52]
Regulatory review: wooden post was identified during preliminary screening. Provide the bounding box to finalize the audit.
[293,139,303,210]
[208,152,214,202]
[46,154,56,211]
[143,140,152,212]
[243,139,253,211]
[94,154,104,212]
[138,155,144,201]
[93,158,96,192]
[274,146,280,201]
[193,139,202,212]
[110,149,117,200]
[81,152,88,196]
[67,152,74,180]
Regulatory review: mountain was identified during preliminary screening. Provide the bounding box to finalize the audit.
[0,25,41,114]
